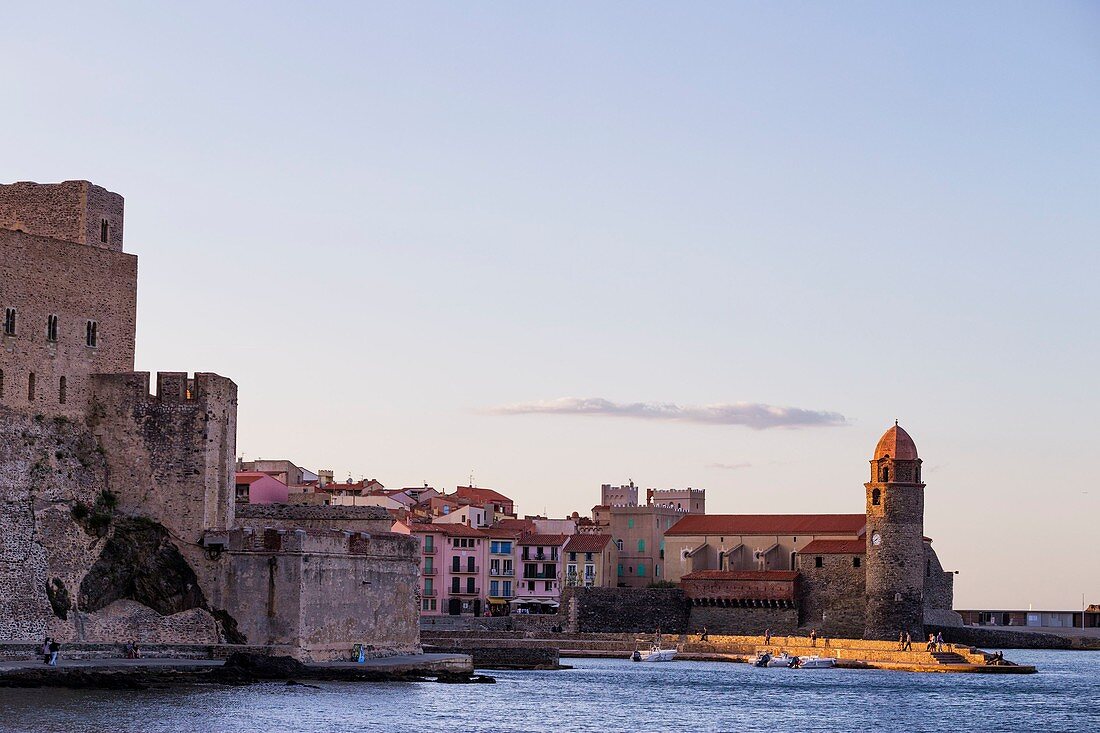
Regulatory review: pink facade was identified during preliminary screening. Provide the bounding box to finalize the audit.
[408,523,489,616]
[516,534,568,611]
[234,472,289,505]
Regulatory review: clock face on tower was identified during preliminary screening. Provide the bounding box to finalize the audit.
[871,532,882,546]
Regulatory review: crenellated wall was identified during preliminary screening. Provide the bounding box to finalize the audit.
[88,371,238,543]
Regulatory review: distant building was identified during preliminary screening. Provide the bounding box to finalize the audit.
[563,534,617,588]
[592,484,705,588]
[956,608,1099,629]
[516,534,569,612]
[234,472,290,504]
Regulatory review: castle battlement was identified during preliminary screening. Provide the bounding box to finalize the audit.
[206,527,418,560]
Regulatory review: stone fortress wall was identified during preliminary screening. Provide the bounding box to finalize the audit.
[0,180,420,658]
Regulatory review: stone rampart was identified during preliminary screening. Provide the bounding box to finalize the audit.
[201,528,420,661]
[89,371,238,543]
[931,625,1073,650]
[563,587,689,633]
[235,504,392,534]
[688,606,799,635]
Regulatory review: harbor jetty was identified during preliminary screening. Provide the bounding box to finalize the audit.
[422,631,1037,674]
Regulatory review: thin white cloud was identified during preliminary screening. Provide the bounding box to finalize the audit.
[487,397,847,430]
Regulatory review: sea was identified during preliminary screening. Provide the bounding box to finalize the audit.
[0,650,1096,733]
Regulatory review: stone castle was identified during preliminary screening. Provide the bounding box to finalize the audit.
[0,181,419,659]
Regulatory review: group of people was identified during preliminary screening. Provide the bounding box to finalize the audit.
[40,638,60,666]
[898,630,944,651]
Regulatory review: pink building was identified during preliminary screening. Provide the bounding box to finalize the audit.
[234,472,289,505]
[403,522,488,616]
[515,534,568,613]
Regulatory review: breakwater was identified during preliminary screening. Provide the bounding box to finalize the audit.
[421,630,1036,673]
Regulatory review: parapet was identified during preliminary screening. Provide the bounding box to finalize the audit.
[235,504,392,522]
[91,371,238,408]
[207,527,418,560]
[0,180,124,251]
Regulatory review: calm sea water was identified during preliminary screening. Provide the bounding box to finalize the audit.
[0,650,1096,733]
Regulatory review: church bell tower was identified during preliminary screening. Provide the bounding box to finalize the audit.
[863,422,926,640]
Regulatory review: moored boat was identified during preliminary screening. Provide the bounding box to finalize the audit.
[630,644,677,662]
[793,656,837,669]
[751,652,795,668]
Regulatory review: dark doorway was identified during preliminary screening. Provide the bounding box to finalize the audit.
[448,598,461,615]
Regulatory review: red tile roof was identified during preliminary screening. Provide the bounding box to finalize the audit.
[409,523,485,538]
[482,526,523,539]
[235,472,269,485]
[681,570,799,581]
[494,518,535,533]
[874,424,919,461]
[666,514,866,537]
[799,539,866,555]
[455,486,513,504]
[518,533,569,546]
[564,534,612,553]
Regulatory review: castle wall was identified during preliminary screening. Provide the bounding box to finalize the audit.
[88,372,238,544]
[687,606,799,635]
[206,528,421,660]
[797,553,866,638]
[0,181,124,252]
[0,229,137,417]
[234,504,393,534]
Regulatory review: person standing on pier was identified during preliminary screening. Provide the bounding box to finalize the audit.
[41,638,51,665]
[898,631,905,650]
[48,639,59,666]
[764,629,772,645]
[903,632,912,651]
[810,629,817,647]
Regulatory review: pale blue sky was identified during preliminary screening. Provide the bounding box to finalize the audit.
[3,2,1098,608]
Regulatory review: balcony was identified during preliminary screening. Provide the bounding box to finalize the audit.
[422,567,437,576]
[450,566,480,574]
[422,588,437,597]
[490,568,515,577]
[488,590,515,599]
[450,587,481,596]
[423,545,437,555]
[522,572,557,580]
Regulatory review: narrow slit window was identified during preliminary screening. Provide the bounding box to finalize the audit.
[0,368,5,398]
[3,308,16,336]
[871,488,881,506]
[100,219,109,243]
[86,320,98,347]
[47,314,58,342]
[58,376,66,404]
[28,372,36,402]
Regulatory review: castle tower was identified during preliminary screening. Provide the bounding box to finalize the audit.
[863,422,925,640]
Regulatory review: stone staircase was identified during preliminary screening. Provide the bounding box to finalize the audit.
[930,650,968,665]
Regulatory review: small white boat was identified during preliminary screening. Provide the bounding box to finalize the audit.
[794,656,837,669]
[751,652,795,668]
[631,644,677,662]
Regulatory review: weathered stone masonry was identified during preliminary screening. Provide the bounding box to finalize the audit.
[0,180,421,658]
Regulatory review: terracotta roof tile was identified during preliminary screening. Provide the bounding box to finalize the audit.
[666,514,866,536]
[799,539,866,555]
[563,534,612,553]
[681,570,799,581]
[518,533,569,546]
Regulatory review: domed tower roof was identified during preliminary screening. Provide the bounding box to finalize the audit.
[873,422,918,460]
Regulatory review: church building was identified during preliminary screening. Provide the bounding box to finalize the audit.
[663,424,961,639]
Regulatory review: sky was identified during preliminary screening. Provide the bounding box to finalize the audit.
[3,2,1098,610]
